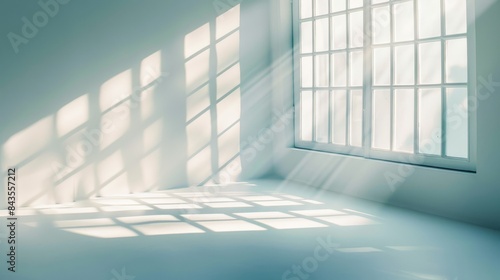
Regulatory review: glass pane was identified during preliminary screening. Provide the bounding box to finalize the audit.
[301,56,313,88]
[418,0,441,39]
[315,0,329,16]
[301,21,313,54]
[315,90,330,143]
[315,54,329,87]
[419,88,442,155]
[349,11,364,48]
[394,89,415,153]
[395,44,415,85]
[393,1,414,42]
[446,38,468,83]
[419,41,441,85]
[301,0,313,19]
[332,90,347,145]
[445,0,467,35]
[349,0,363,9]
[372,0,389,3]
[331,52,347,86]
[331,0,346,13]
[300,91,313,141]
[350,90,363,147]
[372,6,390,45]
[373,47,390,86]
[331,14,347,50]
[372,90,391,150]
[315,18,329,52]
[350,51,363,86]
[446,87,468,158]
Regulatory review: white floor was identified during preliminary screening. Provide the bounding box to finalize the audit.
[1,179,499,280]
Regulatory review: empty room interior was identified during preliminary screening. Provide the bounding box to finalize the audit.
[1,0,500,279]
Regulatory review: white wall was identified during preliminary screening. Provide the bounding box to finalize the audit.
[0,0,274,207]
[272,0,500,230]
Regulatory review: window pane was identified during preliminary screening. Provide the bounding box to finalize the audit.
[372,6,390,45]
[349,11,364,48]
[349,0,363,9]
[445,0,467,35]
[315,0,329,16]
[419,88,442,155]
[446,38,468,83]
[300,91,313,141]
[419,41,441,84]
[393,1,414,42]
[315,54,329,87]
[418,0,440,39]
[350,51,363,86]
[372,90,391,150]
[331,52,347,86]
[315,90,330,143]
[373,47,390,86]
[394,89,415,153]
[331,0,346,13]
[332,90,347,145]
[301,21,313,54]
[315,18,329,52]
[301,56,313,87]
[372,0,389,3]
[350,90,363,147]
[331,14,347,50]
[394,44,415,85]
[301,0,313,19]
[446,87,468,158]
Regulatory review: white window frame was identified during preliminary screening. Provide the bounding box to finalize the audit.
[292,0,477,172]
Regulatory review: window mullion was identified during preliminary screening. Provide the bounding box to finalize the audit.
[346,1,351,146]
[413,0,420,155]
[389,2,395,152]
[312,0,316,142]
[362,0,372,156]
[328,0,332,144]
[440,0,447,157]
[293,0,301,145]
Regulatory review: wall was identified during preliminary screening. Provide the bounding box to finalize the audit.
[272,0,500,230]
[0,0,274,207]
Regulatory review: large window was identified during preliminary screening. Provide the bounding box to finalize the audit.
[293,0,476,171]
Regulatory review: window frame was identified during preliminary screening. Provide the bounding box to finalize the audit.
[292,0,477,172]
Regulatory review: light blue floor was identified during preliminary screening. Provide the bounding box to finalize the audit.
[1,179,499,280]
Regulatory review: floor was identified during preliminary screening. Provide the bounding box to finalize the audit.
[1,179,499,280]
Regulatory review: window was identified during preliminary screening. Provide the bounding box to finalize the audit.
[293,0,476,171]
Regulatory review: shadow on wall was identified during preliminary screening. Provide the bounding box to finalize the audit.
[0,0,273,208]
